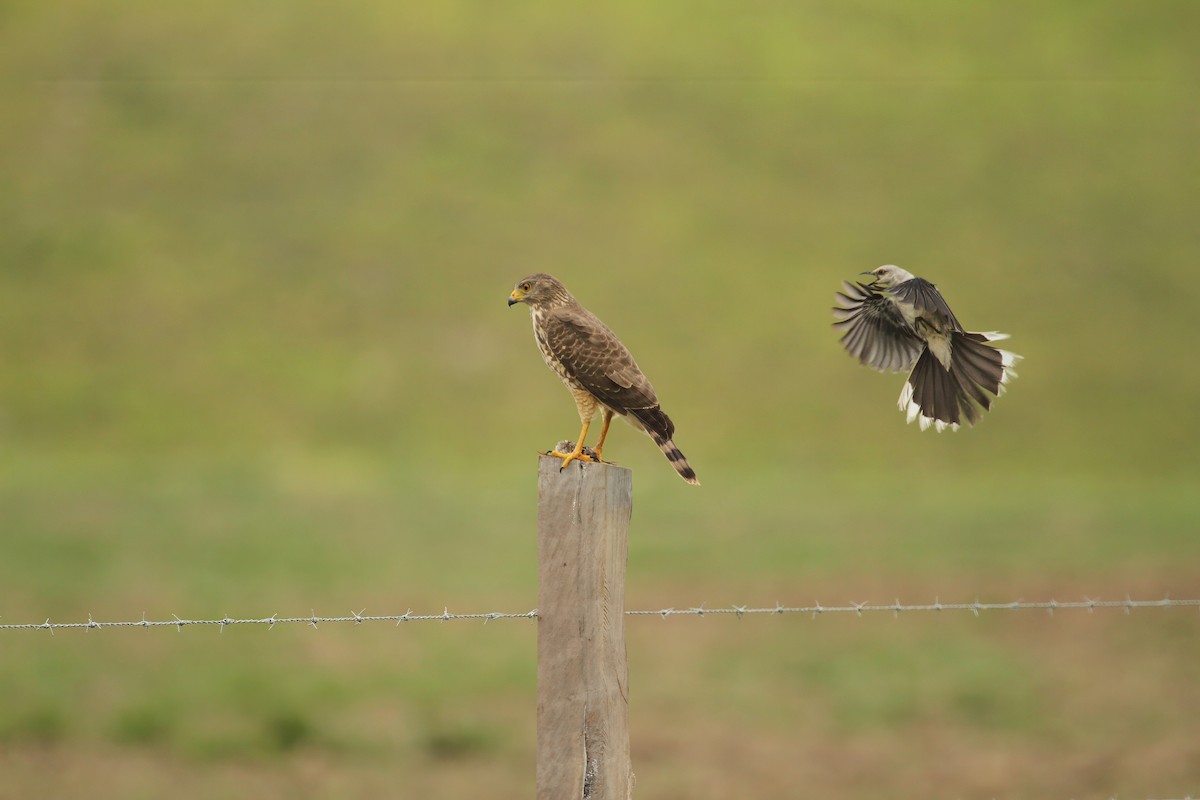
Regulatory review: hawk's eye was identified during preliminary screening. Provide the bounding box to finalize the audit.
[521,283,532,292]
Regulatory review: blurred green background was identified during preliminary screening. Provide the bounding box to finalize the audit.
[2,3,1198,798]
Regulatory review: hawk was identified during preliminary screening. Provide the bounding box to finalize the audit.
[508,273,699,484]
[832,264,1021,431]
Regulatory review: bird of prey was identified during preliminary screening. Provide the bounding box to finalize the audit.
[508,273,699,484]
[832,264,1021,431]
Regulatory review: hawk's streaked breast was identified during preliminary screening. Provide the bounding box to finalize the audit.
[531,307,580,391]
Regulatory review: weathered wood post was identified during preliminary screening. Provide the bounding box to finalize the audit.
[537,455,634,800]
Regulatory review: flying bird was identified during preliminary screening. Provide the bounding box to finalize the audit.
[508,273,699,484]
[832,264,1021,431]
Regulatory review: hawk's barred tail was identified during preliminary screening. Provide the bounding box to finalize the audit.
[629,405,698,484]
[898,331,1021,432]
[650,433,700,485]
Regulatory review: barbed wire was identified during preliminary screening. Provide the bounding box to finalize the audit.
[0,608,539,633]
[2,596,1197,633]
[630,596,1200,619]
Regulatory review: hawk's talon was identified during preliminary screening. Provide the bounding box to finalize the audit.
[548,449,598,471]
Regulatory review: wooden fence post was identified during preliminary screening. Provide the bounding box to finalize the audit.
[537,455,634,800]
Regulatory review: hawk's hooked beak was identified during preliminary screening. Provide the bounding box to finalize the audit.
[508,289,525,307]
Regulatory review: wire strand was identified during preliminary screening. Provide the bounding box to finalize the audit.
[3,597,1197,632]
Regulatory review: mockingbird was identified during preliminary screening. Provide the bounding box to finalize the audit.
[832,265,1021,431]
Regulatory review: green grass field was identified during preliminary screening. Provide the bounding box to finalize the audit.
[2,3,1199,798]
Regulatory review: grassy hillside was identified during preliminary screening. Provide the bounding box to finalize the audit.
[2,3,1198,798]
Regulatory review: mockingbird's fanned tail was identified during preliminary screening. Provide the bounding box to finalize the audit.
[897,331,1021,432]
[833,264,1021,431]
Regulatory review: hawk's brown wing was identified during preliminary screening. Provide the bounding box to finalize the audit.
[541,306,660,414]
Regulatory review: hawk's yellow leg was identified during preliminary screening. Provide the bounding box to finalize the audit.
[549,419,598,471]
[592,408,615,462]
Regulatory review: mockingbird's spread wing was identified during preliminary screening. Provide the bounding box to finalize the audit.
[888,277,964,333]
[832,280,925,373]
